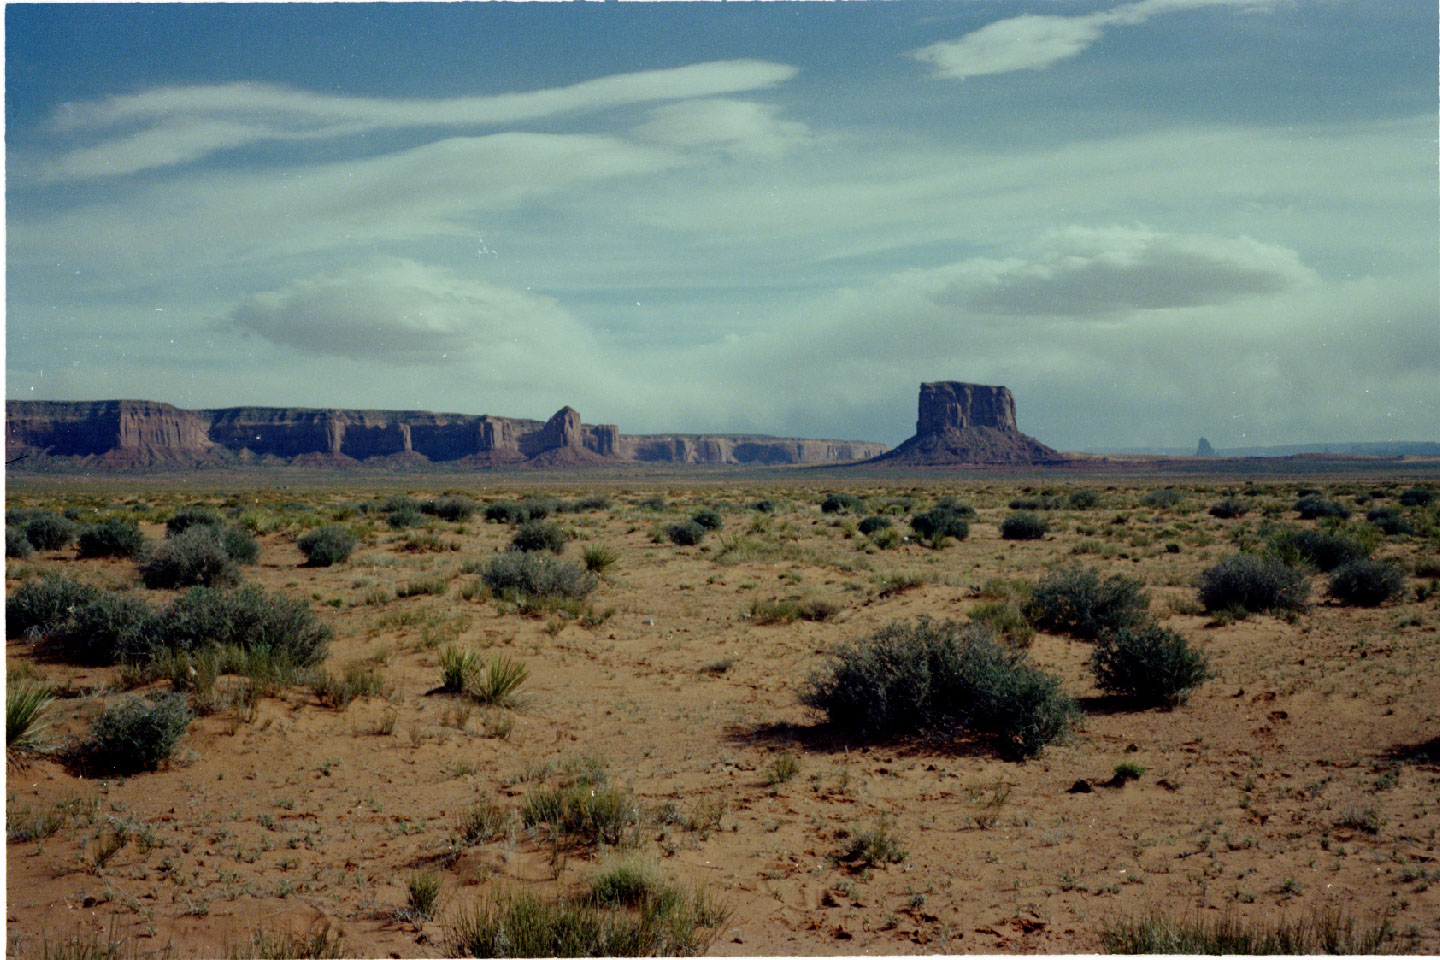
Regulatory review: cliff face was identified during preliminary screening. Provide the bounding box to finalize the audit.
[5,400,886,469]
[870,381,1065,466]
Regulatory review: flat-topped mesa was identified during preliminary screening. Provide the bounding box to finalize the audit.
[869,381,1066,466]
[917,382,1018,435]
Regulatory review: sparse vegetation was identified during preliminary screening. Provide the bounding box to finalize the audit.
[77,517,148,558]
[511,519,569,554]
[482,552,597,600]
[1000,511,1049,540]
[1090,624,1212,707]
[297,525,357,566]
[1198,553,1310,615]
[1023,565,1150,640]
[1328,558,1406,607]
[84,693,192,774]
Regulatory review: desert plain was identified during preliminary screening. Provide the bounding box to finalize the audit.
[5,468,1440,957]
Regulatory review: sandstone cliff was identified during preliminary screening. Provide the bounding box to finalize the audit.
[868,381,1066,466]
[6,400,886,470]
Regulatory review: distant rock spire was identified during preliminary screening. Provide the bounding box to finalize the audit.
[1195,437,1216,457]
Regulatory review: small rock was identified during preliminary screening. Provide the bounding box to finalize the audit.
[1068,779,1093,794]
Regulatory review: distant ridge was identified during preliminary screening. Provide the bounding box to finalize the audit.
[1083,441,1440,458]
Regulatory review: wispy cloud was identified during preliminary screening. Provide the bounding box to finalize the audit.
[40,59,798,180]
[632,98,811,159]
[911,0,1274,80]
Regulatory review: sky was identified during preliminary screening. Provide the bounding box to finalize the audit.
[5,0,1437,451]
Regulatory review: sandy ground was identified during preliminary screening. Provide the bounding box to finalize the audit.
[5,475,1439,957]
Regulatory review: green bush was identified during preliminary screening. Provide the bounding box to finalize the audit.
[55,591,157,665]
[857,515,892,536]
[1365,508,1412,536]
[164,506,223,537]
[1067,489,1101,510]
[297,525,358,567]
[1091,625,1211,707]
[564,494,612,513]
[141,585,332,666]
[511,520,569,554]
[690,508,724,531]
[1328,559,1406,607]
[6,573,103,639]
[801,618,1077,759]
[386,505,424,529]
[1000,511,1048,540]
[1142,489,1183,509]
[222,526,261,564]
[1398,487,1435,507]
[1009,495,1060,511]
[911,504,971,541]
[820,492,864,514]
[482,552,597,600]
[750,499,776,513]
[1197,553,1309,615]
[23,511,78,551]
[77,517,148,558]
[423,496,476,522]
[139,525,241,588]
[665,521,706,546]
[1208,497,1248,519]
[522,782,641,847]
[1022,566,1150,640]
[6,526,34,558]
[1268,528,1369,572]
[1296,494,1350,520]
[485,497,558,524]
[85,693,191,774]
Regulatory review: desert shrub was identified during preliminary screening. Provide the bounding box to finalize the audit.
[1142,489,1183,509]
[1000,511,1048,540]
[1208,497,1248,519]
[76,517,148,558]
[968,599,1034,648]
[522,782,641,847]
[473,655,529,708]
[141,584,332,666]
[582,545,619,574]
[484,500,523,523]
[139,525,241,588]
[1101,905,1394,955]
[1366,508,1412,536]
[857,516,892,536]
[485,497,557,524]
[386,505,424,529]
[53,591,157,665]
[22,511,78,551]
[7,681,56,760]
[750,499,776,513]
[511,520,569,555]
[1268,528,1369,572]
[423,496,476,522]
[566,494,612,513]
[869,527,903,550]
[1197,553,1309,615]
[911,504,971,541]
[222,526,261,564]
[837,814,908,868]
[85,693,191,774]
[483,552,597,600]
[747,597,801,624]
[1398,487,1435,507]
[1023,566,1150,640]
[440,646,484,694]
[1296,494,1350,520]
[1009,495,1060,511]
[1328,559,1406,607]
[297,525,357,567]
[1067,489,1101,510]
[820,492,864,514]
[6,526,34,558]
[665,521,706,546]
[164,506,223,537]
[801,618,1076,759]
[6,573,104,639]
[312,662,386,709]
[690,508,724,531]
[1091,625,1211,707]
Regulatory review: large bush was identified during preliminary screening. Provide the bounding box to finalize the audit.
[1000,511,1049,541]
[77,517,148,558]
[820,493,865,514]
[1268,528,1369,572]
[665,521,707,546]
[423,496,476,522]
[511,520,569,555]
[1365,508,1413,536]
[1208,497,1249,519]
[22,511,78,551]
[690,508,724,532]
[297,525,358,567]
[911,503,971,541]
[801,618,1076,759]
[1023,566,1150,640]
[164,506,223,537]
[1197,553,1309,615]
[1327,559,1406,607]
[1090,625,1212,707]
[6,573,104,639]
[140,585,332,666]
[6,526,34,559]
[1296,494,1350,520]
[139,526,241,589]
[85,694,191,774]
[482,552,597,600]
[1142,489,1184,509]
[1398,487,1436,508]
[54,592,157,665]
[857,516,892,536]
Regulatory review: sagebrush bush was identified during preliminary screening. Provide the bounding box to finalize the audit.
[1268,528,1369,572]
[1366,508,1412,536]
[139,525,241,588]
[164,506,223,537]
[423,496,476,522]
[140,584,332,666]
[85,694,191,774]
[1296,494,1350,520]
[1142,489,1183,509]
[750,499,776,513]
[1197,553,1310,615]
[54,591,157,665]
[6,526,34,558]
[23,511,78,551]
[801,618,1076,758]
[690,508,724,531]
[386,505,424,529]
[1022,566,1150,640]
[857,516,892,536]
[566,493,612,513]
[1208,497,1248,519]
[77,517,147,558]
[1000,511,1048,540]
[6,573,103,639]
[297,525,357,566]
[222,526,261,564]
[1091,625,1211,707]
[1067,489,1101,510]
[511,520,569,554]
[483,552,597,600]
[820,492,864,514]
[1009,495,1060,511]
[911,504,971,541]
[665,521,706,546]
[1328,559,1406,607]
[1398,487,1435,507]
[485,497,557,524]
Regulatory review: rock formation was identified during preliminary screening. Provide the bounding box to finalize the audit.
[868,381,1065,466]
[1195,437,1216,457]
[5,400,887,470]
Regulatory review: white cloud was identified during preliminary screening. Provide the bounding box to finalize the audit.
[911,0,1274,80]
[40,60,797,180]
[632,98,811,159]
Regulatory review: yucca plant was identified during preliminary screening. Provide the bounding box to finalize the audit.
[7,681,56,763]
[474,656,529,708]
[439,646,484,694]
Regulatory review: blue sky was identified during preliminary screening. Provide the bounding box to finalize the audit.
[6,1,1436,450]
